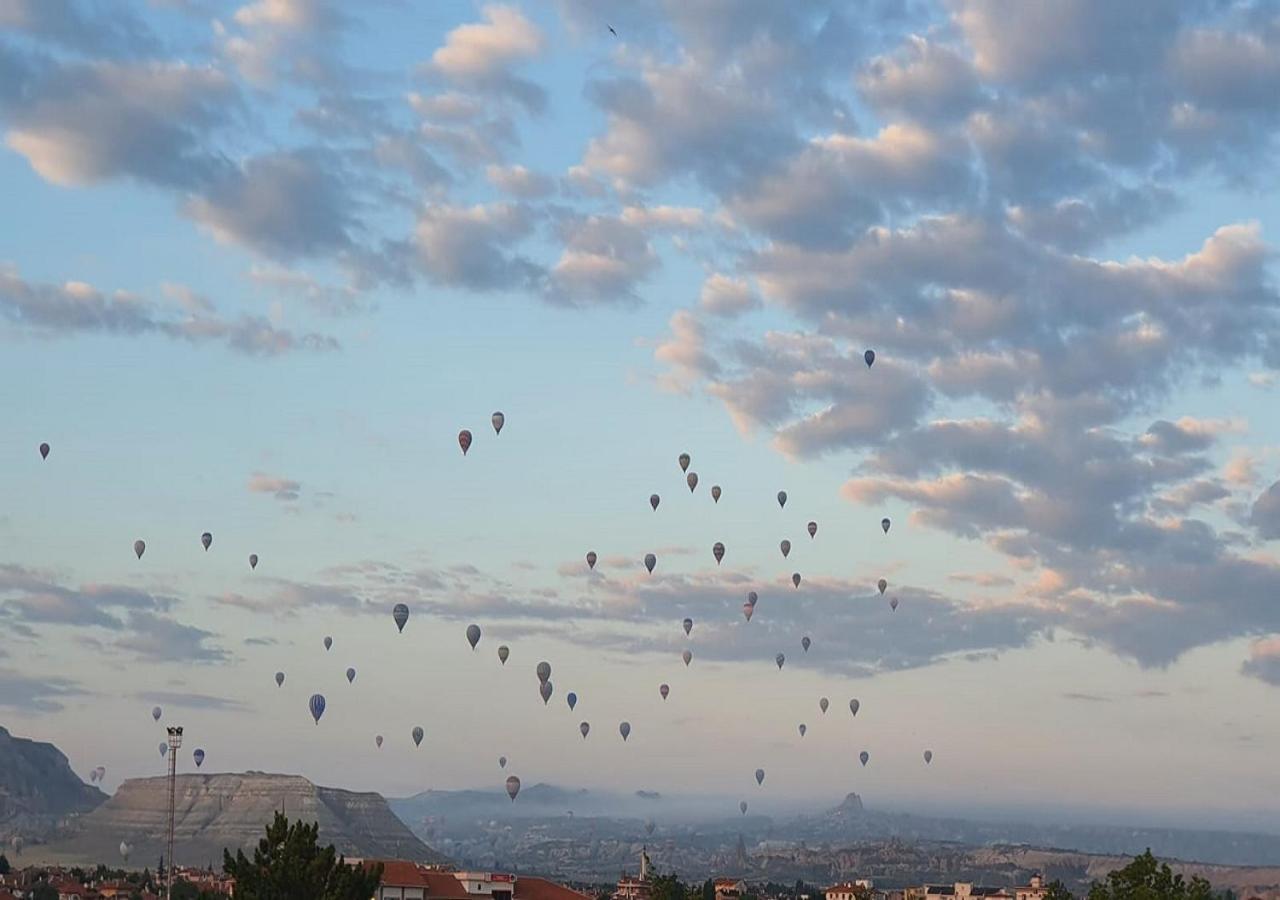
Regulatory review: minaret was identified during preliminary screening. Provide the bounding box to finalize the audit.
[640,847,648,881]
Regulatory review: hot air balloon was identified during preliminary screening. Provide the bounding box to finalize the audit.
[747,590,758,606]
[819,697,829,714]
[134,540,146,559]
[458,430,473,455]
[309,694,326,724]
[506,776,521,801]
[890,597,899,611]
[878,578,887,595]
[742,603,754,622]
[849,699,860,717]
[152,706,162,722]
[586,551,597,570]
[792,572,801,588]
[924,750,933,764]
[466,624,481,650]
[249,553,259,570]
[712,542,724,564]
[777,491,787,509]
[682,649,692,666]
[801,636,811,652]
[346,667,356,684]
[324,636,333,651]
[780,540,791,558]
[492,411,505,434]
[881,517,891,534]
[807,521,817,538]
[393,603,409,633]
[644,553,656,574]
[499,756,507,768]
[275,671,285,687]
[682,617,693,636]
[119,841,130,862]
[376,735,384,748]
[650,494,660,511]
[659,683,669,700]
[39,442,50,460]
[711,485,722,503]
[798,724,807,737]
[776,653,785,670]
[678,453,690,472]
[201,532,212,551]
[860,750,869,767]
[567,692,578,711]
[540,681,553,705]
[193,748,205,767]
[754,768,765,786]
[498,645,510,665]
[619,721,631,741]
[412,726,424,747]
[536,661,551,684]
[154,744,164,759]
[687,472,698,492]
[580,721,590,739]
[740,801,748,815]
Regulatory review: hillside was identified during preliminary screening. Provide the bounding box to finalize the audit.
[0,725,106,837]
[37,772,444,867]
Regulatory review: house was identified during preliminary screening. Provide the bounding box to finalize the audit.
[827,881,874,900]
[364,861,590,900]
[715,878,746,900]
[50,878,88,900]
[1014,875,1048,900]
[907,885,1013,900]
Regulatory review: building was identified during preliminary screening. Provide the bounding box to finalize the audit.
[907,885,1013,900]
[613,849,654,900]
[827,881,875,900]
[715,878,746,900]
[364,862,590,900]
[1014,875,1048,900]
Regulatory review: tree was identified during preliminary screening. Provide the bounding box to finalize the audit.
[1044,881,1076,900]
[1088,850,1218,900]
[0,853,9,875]
[31,884,59,900]
[223,812,384,900]
[647,870,688,900]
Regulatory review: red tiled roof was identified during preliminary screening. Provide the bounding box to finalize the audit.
[516,876,593,900]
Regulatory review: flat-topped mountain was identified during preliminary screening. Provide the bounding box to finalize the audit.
[39,772,443,867]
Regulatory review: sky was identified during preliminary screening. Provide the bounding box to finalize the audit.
[2,0,1280,833]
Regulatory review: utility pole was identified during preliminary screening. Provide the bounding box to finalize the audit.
[165,726,183,900]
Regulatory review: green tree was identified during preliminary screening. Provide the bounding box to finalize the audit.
[0,853,9,875]
[648,870,688,900]
[223,812,384,900]
[31,884,59,900]
[1044,881,1076,900]
[1088,850,1217,900]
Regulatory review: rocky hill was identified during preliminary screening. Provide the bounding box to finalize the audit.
[0,725,106,837]
[37,772,444,867]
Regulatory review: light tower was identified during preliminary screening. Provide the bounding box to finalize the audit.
[165,725,183,900]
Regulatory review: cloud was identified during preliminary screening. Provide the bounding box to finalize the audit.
[0,564,176,630]
[699,273,760,317]
[0,266,337,355]
[1241,637,1280,686]
[425,5,546,112]
[1250,481,1280,539]
[247,472,302,501]
[136,690,248,711]
[0,0,159,57]
[486,164,554,198]
[413,203,542,291]
[0,668,86,713]
[114,611,228,663]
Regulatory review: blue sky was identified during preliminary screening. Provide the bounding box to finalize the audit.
[2,0,1280,831]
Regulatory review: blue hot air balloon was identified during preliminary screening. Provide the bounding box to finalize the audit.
[193,748,205,768]
[393,603,409,633]
[567,692,578,711]
[308,694,326,724]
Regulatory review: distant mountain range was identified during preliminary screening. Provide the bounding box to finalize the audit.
[0,725,106,840]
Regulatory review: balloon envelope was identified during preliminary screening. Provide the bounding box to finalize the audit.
[466,624,481,650]
[151,706,162,722]
[499,756,507,768]
[275,672,285,687]
[682,649,692,666]
[776,653,785,669]
[580,721,590,738]
[924,750,933,764]
[458,430,472,455]
[309,694,326,724]
[539,681,553,704]
[566,692,577,711]
[193,749,205,767]
[777,491,787,508]
[682,617,693,636]
[159,743,167,757]
[747,591,758,606]
[712,541,724,563]
[742,603,753,621]
[498,645,510,665]
[393,603,409,633]
[39,442,50,460]
[755,768,765,786]
[860,751,870,766]
[375,735,383,748]
[849,699,860,716]
[506,776,521,801]
[323,636,333,651]
[659,683,669,700]
[890,597,899,611]
[492,411,505,434]
[650,494,660,511]
[619,721,631,741]
[201,532,212,551]
[678,453,690,472]
[881,517,891,533]
[807,521,817,538]
[536,661,551,683]
[412,726,424,747]
[798,724,807,737]
[686,472,698,492]
[644,553,656,573]
[819,697,829,713]
[711,485,721,502]
[780,540,791,558]
[878,578,888,594]
[249,553,259,570]
[792,572,801,588]
[346,667,356,684]
[864,349,875,367]
[740,801,748,815]
[801,636,811,652]
[586,551,597,570]
[134,540,146,559]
